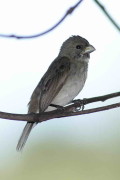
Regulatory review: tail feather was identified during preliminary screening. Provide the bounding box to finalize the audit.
[16,122,36,151]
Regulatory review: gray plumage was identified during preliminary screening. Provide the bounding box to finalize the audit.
[16,35,95,151]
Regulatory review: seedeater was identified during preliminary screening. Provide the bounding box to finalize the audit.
[17,35,95,151]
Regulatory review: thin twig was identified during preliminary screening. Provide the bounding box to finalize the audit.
[83,91,120,104]
[0,92,119,123]
[94,0,120,32]
[0,0,119,39]
[65,92,120,111]
[0,103,119,123]
[0,0,83,39]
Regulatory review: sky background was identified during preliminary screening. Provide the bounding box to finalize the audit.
[0,0,120,180]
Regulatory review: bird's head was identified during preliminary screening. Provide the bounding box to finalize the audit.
[59,35,95,62]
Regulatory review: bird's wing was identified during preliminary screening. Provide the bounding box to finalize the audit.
[28,57,70,113]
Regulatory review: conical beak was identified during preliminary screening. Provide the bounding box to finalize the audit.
[82,44,95,55]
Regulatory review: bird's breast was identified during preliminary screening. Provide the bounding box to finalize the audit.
[50,62,88,108]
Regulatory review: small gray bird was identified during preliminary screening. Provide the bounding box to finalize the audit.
[17,35,95,151]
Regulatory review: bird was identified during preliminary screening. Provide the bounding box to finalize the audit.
[16,35,95,151]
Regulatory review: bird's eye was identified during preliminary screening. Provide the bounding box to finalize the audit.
[76,45,82,49]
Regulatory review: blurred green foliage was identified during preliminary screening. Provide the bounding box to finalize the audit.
[1,139,120,180]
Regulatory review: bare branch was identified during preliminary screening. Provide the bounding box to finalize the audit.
[0,92,119,123]
[0,0,83,39]
[81,91,120,104]
[94,0,120,32]
[0,0,119,39]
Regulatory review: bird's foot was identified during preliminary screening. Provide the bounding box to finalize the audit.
[72,98,87,111]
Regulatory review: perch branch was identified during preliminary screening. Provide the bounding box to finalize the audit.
[0,92,119,123]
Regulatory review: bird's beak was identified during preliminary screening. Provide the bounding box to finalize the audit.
[82,45,95,55]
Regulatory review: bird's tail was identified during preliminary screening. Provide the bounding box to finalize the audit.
[16,122,36,151]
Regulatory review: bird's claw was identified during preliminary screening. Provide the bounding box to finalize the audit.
[72,98,87,111]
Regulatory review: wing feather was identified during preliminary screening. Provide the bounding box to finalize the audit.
[28,56,70,113]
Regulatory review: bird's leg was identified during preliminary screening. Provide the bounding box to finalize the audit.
[72,98,87,111]
[50,104,65,110]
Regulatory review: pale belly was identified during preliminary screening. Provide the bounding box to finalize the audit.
[46,64,87,111]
